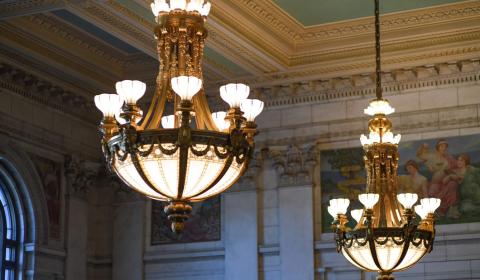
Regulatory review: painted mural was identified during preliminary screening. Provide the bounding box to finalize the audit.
[151,196,221,244]
[321,134,480,232]
[30,154,62,239]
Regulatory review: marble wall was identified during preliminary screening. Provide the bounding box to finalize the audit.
[0,60,479,280]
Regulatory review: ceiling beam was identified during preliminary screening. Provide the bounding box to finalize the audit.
[0,0,65,20]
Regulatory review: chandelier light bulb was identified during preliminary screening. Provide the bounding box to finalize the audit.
[220,83,250,108]
[240,99,264,122]
[171,76,203,101]
[414,204,428,219]
[420,198,441,214]
[94,94,124,118]
[358,193,379,209]
[151,0,170,15]
[200,2,211,16]
[329,198,350,216]
[212,111,230,131]
[351,209,364,223]
[170,0,187,10]
[115,80,146,105]
[397,193,418,209]
[161,115,176,128]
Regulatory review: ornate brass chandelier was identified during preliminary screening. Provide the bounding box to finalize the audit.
[328,1,442,279]
[94,0,263,232]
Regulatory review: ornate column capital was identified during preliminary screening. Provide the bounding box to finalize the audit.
[273,144,319,187]
[64,155,101,198]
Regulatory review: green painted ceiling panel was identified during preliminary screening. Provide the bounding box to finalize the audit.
[273,0,467,26]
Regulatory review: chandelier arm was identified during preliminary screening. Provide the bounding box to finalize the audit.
[187,154,235,199]
[128,151,171,198]
[176,144,189,199]
[368,236,383,271]
[374,0,382,100]
[114,145,129,162]
[391,231,413,271]
[192,88,217,130]
[143,81,168,130]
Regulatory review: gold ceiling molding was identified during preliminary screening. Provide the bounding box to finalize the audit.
[23,14,128,68]
[0,0,64,19]
[0,22,118,93]
[73,1,155,52]
[206,27,279,74]
[208,1,480,68]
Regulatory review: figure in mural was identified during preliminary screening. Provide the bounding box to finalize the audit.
[416,139,460,218]
[450,154,480,213]
[398,160,428,198]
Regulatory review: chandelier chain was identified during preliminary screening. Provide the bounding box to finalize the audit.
[375,0,382,100]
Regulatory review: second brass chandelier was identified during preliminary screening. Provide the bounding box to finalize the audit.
[328,0,442,279]
[94,0,264,232]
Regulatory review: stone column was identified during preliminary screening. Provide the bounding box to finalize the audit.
[277,145,316,280]
[64,156,100,280]
[224,164,259,280]
[112,188,146,280]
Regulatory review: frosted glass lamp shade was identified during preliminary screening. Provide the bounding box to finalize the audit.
[220,83,250,108]
[94,94,124,118]
[212,112,229,131]
[360,131,401,146]
[170,0,187,10]
[364,99,395,116]
[329,198,350,215]
[420,198,441,214]
[151,0,170,15]
[161,115,175,128]
[200,2,211,16]
[359,193,379,209]
[414,204,428,219]
[397,193,418,209]
[240,99,264,122]
[171,76,202,101]
[328,206,337,219]
[115,80,146,105]
[351,209,363,223]
[186,0,203,12]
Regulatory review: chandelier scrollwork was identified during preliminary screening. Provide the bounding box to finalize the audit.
[328,1,441,279]
[94,0,263,232]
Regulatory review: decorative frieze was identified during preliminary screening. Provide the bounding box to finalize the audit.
[0,62,98,123]
[257,59,480,109]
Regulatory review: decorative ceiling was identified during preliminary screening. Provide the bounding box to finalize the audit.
[273,0,467,26]
[0,0,479,113]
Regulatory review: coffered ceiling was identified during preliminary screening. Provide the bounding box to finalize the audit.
[0,0,479,109]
